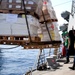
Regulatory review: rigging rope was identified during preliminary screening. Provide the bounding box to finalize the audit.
[0,45,20,49]
[22,0,32,43]
[54,1,71,7]
[41,0,52,41]
[41,10,52,41]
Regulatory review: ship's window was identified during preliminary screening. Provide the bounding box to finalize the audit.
[24,1,27,4]
[28,1,34,4]
[9,0,12,3]
[26,7,31,10]
[16,5,21,8]
[9,5,12,8]
[16,0,21,3]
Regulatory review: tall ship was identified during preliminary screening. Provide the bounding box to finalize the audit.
[0,1,62,74]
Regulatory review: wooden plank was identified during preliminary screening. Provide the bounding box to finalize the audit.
[23,43,60,49]
[39,18,58,23]
[0,40,61,49]
[0,39,61,45]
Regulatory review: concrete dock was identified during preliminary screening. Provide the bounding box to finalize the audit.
[32,57,75,75]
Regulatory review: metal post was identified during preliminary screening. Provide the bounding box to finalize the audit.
[30,67,32,75]
[43,49,45,63]
[22,0,32,42]
[49,48,51,56]
[37,49,42,69]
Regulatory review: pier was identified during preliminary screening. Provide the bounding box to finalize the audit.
[25,57,75,75]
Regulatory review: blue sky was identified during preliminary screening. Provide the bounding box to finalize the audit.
[51,0,72,25]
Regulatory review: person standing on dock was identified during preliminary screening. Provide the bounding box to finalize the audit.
[69,29,75,70]
[64,31,70,64]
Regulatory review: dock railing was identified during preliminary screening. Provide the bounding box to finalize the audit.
[25,46,62,75]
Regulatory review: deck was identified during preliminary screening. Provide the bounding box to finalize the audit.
[29,57,75,75]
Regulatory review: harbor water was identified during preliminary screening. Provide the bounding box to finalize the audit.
[0,45,61,75]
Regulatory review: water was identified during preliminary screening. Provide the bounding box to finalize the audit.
[0,45,62,75]
[0,45,40,75]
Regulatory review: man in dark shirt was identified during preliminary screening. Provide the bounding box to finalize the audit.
[69,30,75,70]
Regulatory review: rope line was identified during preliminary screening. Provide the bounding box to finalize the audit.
[54,1,71,7]
[0,45,20,49]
